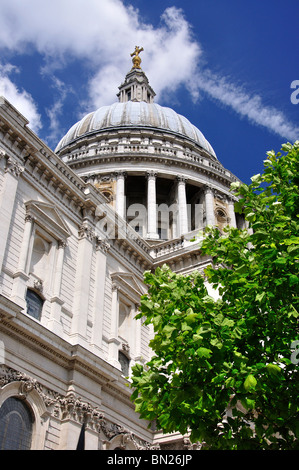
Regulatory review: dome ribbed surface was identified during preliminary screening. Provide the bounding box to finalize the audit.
[55,101,216,158]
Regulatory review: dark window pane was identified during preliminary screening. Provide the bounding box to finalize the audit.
[0,397,33,450]
[118,351,130,376]
[26,289,44,320]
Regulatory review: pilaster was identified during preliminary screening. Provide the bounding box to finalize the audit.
[108,284,121,370]
[0,149,24,294]
[70,222,95,346]
[11,214,33,308]
[90,238,110,352]
[48,240,67,336]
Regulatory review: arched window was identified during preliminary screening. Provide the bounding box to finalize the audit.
[118,351,130,377]
[0,397,33,450]
[25,289,44,320]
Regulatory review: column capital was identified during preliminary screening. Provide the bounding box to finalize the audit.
[0,147,7,160]
[226,194,238,204]
[24,213,34,224]
[146,170,157,180]
[114,171,127,179]
[58,239,67,249]
[204,184,214,194]
[177,175,187,184]
[78,223,95,241]
[5,156,24,178]
[95,237,110,253]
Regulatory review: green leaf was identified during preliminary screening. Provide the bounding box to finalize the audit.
[266,364,282,377]
[159,413,170,427]
[140,299,154,314]
[210,337,223,349]
[241,398,256,410]
[288,305,299,318]
[274,257,287,265]
[255,292,266,302]
[244,374,257,391]
[284,237,299,245]
[196,347,212,358]
[181,322,192,332]
[289,275,299,286]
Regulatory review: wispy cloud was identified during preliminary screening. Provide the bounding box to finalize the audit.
[45,76,75,144]
[194,70,299,142]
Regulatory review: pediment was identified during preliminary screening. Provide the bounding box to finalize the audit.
[25,201,71,240]
[111,272,146,303]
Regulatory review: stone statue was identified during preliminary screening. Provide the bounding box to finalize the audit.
[131,46,144,69]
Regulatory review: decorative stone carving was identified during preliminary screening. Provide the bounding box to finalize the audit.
[5,157,24,178]
[0,366,154,447]
[122,342,130,354]
[95,237,110,253]
[78,223,95,241]
[33,279,43,293]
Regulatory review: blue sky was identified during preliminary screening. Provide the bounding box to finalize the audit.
[0,0,298,183]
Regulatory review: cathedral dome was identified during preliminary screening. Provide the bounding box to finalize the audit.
[55,101,216,158]
[53,50,238,243]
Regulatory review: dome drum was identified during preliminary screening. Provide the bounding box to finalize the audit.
[58,126,235,188]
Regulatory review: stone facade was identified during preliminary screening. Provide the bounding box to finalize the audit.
[0,64,241,450]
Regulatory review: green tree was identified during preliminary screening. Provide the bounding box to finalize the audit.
[130,142,299,450]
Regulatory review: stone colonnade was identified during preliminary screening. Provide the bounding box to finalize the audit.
[112,171,236,240]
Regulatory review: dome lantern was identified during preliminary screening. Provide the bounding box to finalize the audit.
[117,47,156,104]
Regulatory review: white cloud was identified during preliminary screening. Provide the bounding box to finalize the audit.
[0,1,201,107]
[0,0,297,143]
[0,64,42,133]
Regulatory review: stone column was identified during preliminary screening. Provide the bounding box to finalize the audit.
[115,171,126,219]
[227,197,237,228]
[133,308,142,364]
[70,222,94,346]
[146,171,159,239]
[90,238,110,352]
[204,185,216,227]
[177,176,188,235]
